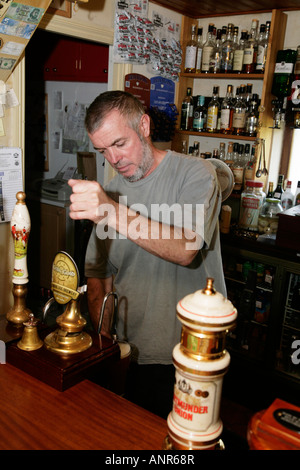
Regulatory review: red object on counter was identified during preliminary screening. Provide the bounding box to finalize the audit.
[247,398,300,450]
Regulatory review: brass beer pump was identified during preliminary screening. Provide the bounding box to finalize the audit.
[43,251,92,355]
[6,192,32,326]
[163,278,237,450]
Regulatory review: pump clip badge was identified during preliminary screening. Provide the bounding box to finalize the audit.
[51,251,79,304]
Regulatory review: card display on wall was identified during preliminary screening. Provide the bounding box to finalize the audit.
[114,0,182,82]
[0,0,53,82]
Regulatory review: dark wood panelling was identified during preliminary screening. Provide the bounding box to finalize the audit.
[150,0,300,17]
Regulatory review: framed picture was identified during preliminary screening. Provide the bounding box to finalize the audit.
[48,0,72,18]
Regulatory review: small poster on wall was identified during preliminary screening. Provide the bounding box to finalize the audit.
[124,73,150,109]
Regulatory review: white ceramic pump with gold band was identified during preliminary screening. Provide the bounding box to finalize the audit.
[164,278,237,450]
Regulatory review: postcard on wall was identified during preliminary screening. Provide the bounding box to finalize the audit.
[0,147,23,223]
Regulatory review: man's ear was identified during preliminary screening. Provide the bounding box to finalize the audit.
[139,113,151,138]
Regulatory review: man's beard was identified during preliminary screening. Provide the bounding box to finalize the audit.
[125,139,154,182]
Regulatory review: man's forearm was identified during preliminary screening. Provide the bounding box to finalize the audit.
[103,200,201,266]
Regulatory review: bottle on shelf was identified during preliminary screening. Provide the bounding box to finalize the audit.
[232,143,246,193]
[256,22,270,73]
[201,23,215,73]
[245,93,259,136]
[273,174,284,200]
[255,24,267,73]
[212,148,219,158]
[180,87,194,130]
[225,141,234,167]
[281,180,294,210]
[271,49,298,98]
[245,83,253,112]
[243,19,259,73]
[233,30,247,73]
[221,26,227,43]
[192,95,206,132]
[221,23,235,73]
[206,86,220,133]
[232,87,247,135]
[195,27,204,73]
[192,141,200,156]
[184,24,197,73]
[220,84,234,134]
[209,28,222,73]
[266,181,274,198]
[219,142,226,161]
[295,181,300,205]
[243,144,255,183]
[181,139,188,154]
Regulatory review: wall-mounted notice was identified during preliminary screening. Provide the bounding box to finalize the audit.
[124,73,150,110]
[0,146,23,223]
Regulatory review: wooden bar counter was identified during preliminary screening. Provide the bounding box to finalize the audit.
[0,363,168,450]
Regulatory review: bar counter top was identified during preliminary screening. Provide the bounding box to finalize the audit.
[0,362,168,450]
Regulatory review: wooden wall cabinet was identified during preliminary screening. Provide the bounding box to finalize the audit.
[173,9,287,188]
[43,36,109,82]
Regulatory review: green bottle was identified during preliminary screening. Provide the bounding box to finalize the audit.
[271,49,297,98]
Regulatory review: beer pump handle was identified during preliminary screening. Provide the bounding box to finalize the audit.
[97,291,118,340]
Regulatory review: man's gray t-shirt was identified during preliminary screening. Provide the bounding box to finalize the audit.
[85,150,226,365]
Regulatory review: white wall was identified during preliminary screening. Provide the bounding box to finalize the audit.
[44,80,107,182]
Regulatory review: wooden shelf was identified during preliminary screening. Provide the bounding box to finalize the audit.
[177,129,257,141]
[180,72,264,80]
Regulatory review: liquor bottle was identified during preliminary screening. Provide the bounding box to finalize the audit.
[212,148,219,158]
[266,182,274,198]
[281,180,294,210]
[243,144,254,184]
[256,22,270,73]
[245,83,253,113]
[195,27,204,73]
[272,49,298,98]
[193,141,200,156]
[209,28,222,73]
[273,174,284,200]
[180,87,194,130]
[295,181,300,205]
[225,142,234,167]
[221,23,235,73]
[192,95,206,131]
[243,19,259,73]
[219,142,226,161]
[221,26,227,43]
[184,24,197,73]
[245,93,259,136]
[233,26,239,47]
[206,86,220,133]
[220,84,233,134]
[181,140,188,154]
[232,87,247,135]
[232,142,239,161]
[233,30,247,73]
[232,143,245,193]
[255,24,267,73]
[201,23,215,73]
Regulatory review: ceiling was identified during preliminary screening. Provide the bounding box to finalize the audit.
[150,0,300,18]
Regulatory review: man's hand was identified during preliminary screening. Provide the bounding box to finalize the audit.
[68,179,112,223]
